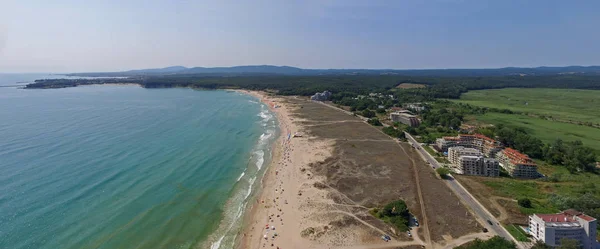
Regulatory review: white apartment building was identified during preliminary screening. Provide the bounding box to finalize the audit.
[529,209,598,249]
[448,146,499,177]
[448,146,482,165]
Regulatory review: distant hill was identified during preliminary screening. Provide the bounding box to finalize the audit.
[66,65,600,77]
[125,66,188,74]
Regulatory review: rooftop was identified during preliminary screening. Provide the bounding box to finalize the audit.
[503,148,536,166]
[391,112,416,118]
[537,213,578,223]
[459,134,496,142]
[535,210,596,223]
[442,137,461,141]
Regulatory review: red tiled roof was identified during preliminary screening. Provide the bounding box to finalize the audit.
[474,134,495,142]
[579,214,596,221]
[537,213,577,223]
[459,134,496,142]
[536,210,596,222]
[503,148,536,165]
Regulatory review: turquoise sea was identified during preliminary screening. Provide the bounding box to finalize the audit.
[0,74,278,249]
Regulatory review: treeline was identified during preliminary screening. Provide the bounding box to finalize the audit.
[402,75,600,99]
[27,75,600,100]
[25,78,141,89]
[550,193,600,220]
[382,126,405,139]
[478,125,597,173]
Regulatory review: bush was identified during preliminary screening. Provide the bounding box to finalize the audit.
[518,198,532,208]
[388,216,409,231]
[362,109,376,118]
[371,200,410,232]
[436,167,451,179]
[368,118,382,126]
[382,126,405,139]
[531,240,552,249]
[456,236,516,249]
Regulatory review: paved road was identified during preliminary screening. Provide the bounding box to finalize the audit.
[404,132,524,249]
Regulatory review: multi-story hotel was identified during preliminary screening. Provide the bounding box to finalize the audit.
[496,148,539,179]
[435,134,502,157]
[437,134,538,178]
[448,146,499,177]
[529,209,598,249]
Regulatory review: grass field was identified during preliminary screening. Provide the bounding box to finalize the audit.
[504,224,530,242]
[467,113,600,152]
[396,83,426,89]
[455,88,600,124]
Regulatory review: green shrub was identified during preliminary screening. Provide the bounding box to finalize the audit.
[370,200,410,232]
[436,167,451,179]
[362,109,375,118]
[518,198,532,208]
[368,118,382,126]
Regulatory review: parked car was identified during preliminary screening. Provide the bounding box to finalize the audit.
[487,220,493,226]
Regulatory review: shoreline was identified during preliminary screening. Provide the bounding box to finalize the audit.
[203,90,280,249]
[234,90,335,249]
[234,90,285,249]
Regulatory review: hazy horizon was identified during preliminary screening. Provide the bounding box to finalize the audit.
[2,0,600,73]
[5,63,600,75]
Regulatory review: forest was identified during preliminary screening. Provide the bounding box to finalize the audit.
[26,74,600,100]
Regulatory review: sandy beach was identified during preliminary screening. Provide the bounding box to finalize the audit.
[235,91,336,249]
[233,91,488,249]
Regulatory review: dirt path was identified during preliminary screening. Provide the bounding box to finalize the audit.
[489,197,515,223]
[397,143,433,248]
[437,232,493,249]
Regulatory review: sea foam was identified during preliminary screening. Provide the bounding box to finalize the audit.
[254,150,265,170]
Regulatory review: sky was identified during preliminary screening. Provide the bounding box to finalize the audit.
[1,0,599,73]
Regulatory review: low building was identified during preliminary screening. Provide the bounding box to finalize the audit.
[404,103,426,112]
[529,210,598,249]
[390,112,420,127]
[310,90,332,101]
[496,148,539,178]
[448,146,499,177]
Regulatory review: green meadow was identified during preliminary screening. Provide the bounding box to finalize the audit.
[456,88,600,124]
